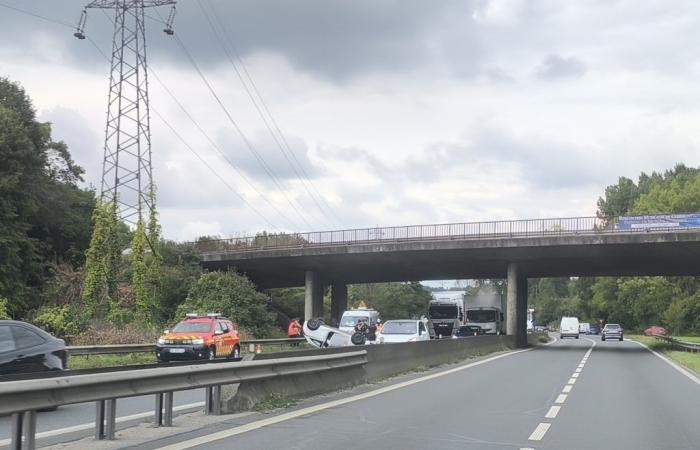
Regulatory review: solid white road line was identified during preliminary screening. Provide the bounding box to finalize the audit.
[555,394,568,404]
[545,406,561,419]
[156,348,534,450]
[528,423,551,441]
[0,402,206,446]
[562,385,573,393]
[630,339,700,386]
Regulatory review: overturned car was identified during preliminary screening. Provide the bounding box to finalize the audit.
[303,318,369,348]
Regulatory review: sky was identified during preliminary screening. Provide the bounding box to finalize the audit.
[2,0,700,241]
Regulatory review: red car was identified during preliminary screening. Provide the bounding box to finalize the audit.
[643,326,668,337]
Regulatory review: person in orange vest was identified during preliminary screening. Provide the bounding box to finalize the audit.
[287,318,302,338]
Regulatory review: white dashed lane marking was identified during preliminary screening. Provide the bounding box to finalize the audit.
[562,384,573,393]
[568,378,577,384]
[545,406,561,419]
[528,423,551,441]
[555,393,568,404]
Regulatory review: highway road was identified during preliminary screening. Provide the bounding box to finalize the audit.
[134,336,700,450]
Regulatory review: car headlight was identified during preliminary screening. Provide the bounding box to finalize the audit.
[157,338,165,345]
[192,338,205,345]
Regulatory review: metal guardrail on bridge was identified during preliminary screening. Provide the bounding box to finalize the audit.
[1,351,367,450]
[189,215,700,253]
[655,336,700,353]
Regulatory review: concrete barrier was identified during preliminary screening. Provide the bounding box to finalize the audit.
[221,334,548,413]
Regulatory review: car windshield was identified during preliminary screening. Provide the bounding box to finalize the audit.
[429,305,457,319]
[340,316,366,327]
[605,324,621,329]
[172,322,211,333]
[467,310,496,322]
[382,321,416,335]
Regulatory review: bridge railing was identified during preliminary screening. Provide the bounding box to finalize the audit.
[191,214,700,253]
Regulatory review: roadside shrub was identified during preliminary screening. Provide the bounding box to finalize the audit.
[0,297,11,320]
[32,305,82,338]
[71,323,160,345]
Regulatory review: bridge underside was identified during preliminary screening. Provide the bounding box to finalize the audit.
[201,231,700,289]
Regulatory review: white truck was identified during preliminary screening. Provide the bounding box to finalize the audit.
[464,292,505,335]
[428,292,465,338]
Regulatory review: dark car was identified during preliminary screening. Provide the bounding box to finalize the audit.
[588,325,600,335]
[456,325,484,337]
[0,321,68,376]
[601,323,623,341]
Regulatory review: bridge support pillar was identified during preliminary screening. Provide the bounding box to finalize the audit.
[330,283,348,327]
[304,271,324,320]
[506,263,528,348]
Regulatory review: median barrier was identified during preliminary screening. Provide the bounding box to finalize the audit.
[223,333,548,413]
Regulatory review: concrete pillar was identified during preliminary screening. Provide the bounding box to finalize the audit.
[330,283,348,327]
[304,271,324,320]
[506,263,528,348]
[506,263,518,336]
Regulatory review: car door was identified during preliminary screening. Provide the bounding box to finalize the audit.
[0,325,47,375]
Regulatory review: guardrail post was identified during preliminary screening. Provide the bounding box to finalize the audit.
[95,400,105,440]
[104,399,116,440]
[155,393,163,426]
[22,411,36,450]
[10,412,22,450]
[163,392,174,426]
[205,386,221,415]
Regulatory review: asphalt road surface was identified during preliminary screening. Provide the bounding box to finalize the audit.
[139,336,700,450]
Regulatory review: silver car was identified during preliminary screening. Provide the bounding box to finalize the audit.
[601,323,623,341]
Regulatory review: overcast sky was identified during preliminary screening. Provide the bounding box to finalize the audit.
[2,0,700,240]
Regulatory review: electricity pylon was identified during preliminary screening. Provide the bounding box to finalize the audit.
[74,0,176,225]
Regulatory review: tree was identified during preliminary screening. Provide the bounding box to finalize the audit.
[176,271,273,337]
[0,77,95,315]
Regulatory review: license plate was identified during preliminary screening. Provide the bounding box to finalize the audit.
[169,348,185,354]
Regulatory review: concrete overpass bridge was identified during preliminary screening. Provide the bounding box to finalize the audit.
[197,215,700,347]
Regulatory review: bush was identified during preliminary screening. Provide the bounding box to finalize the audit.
[177,271,274,338]
[0,297,11,320]
[71,323,160,345]
[32,305,82,338]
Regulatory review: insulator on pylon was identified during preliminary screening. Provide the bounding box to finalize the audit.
[163,5,176,35]
[74,9,87,40]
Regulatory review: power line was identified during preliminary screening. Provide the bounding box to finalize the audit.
[197,0,339,228]
[167,29,317,230]
[1,3,285,232]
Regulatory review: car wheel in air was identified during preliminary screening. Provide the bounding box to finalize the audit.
[232,345,241,361]
[307,318,323,331]
[207,347,216,360]
[351,332,366,346]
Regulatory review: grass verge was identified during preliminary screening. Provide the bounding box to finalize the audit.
[68,353,156,369]
[627,335,700,377]
[254,393,298,412]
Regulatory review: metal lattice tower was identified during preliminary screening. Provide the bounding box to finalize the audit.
[75,0,176,225]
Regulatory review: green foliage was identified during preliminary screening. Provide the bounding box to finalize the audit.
[131,220,150,322]
[33,305,82,338]
[82,200,120,317]
[0,297,11,320]
[176,271,274,337]
[0,77,94,315]
[348,282,431,319]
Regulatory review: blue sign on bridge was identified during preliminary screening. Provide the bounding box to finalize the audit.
[617,214,700,230]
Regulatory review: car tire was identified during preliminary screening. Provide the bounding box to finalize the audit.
[207,347,216,361]
[350,332,366,346]
[306,318,323,331]
[602,336,606,341]
[620,337,623,341]
[232,344,241,361]
[575,335,579,339]
[559,335,563,339]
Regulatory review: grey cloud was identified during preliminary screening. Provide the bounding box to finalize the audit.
[217,129,318,183]
[0,0,482,83]
[536,54,587,79]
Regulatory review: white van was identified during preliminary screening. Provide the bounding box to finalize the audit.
[339,308,380,334]
[560,317,580,339]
